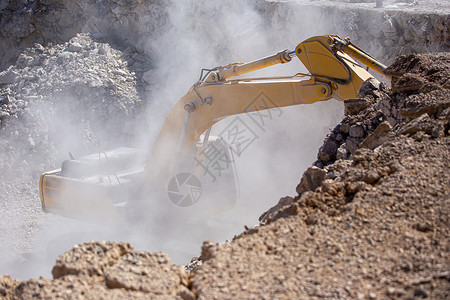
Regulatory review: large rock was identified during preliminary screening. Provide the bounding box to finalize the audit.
[15,276,166,300]
[105,251,192,299]
[0,276,18,300]
[52,241,133,279]
[9,242,192,300]
[296,166,326,194]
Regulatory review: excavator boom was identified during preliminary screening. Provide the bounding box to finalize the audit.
[147,35,385,179]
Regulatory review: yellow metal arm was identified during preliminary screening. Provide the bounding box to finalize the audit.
[217,50,293,81]
[331,36,389,79]
[145,34,387,182]
[148,76,332,176]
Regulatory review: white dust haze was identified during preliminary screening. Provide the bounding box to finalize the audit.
[2,1,347,280]
[136,0,344,234]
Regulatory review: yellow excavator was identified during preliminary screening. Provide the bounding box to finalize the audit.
[39,35,389,223]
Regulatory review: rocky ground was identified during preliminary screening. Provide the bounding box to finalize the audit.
[1,52,448,299]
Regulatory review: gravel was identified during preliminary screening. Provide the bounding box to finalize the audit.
[1,51,448,300]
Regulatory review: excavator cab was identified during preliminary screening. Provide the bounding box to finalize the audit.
[40,140,238,223]
[39,148,148,222]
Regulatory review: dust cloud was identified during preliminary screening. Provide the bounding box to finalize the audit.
[129,0,344,262]
[1,0,344,279]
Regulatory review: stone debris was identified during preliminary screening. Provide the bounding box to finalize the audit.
[359,120,392,150]
[192,53,449,299]
[52,241,133,279]
[0,275,19,300]
[2,241,189,300]
[0,33,141,182]
[0,47,449,300]
[0,0,168,72]
[311,52,449,169]
[104,251,192,298]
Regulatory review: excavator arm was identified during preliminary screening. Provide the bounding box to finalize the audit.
[39,34,389,222]
[147,35,387,181]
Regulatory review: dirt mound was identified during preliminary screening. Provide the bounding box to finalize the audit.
[0,33,141,179]
[192,53,450,299]
[386,53,450,93]
[310,53,449,169]
[2,241,193,300]
[1,53,448,299]
[195,135,449,299]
